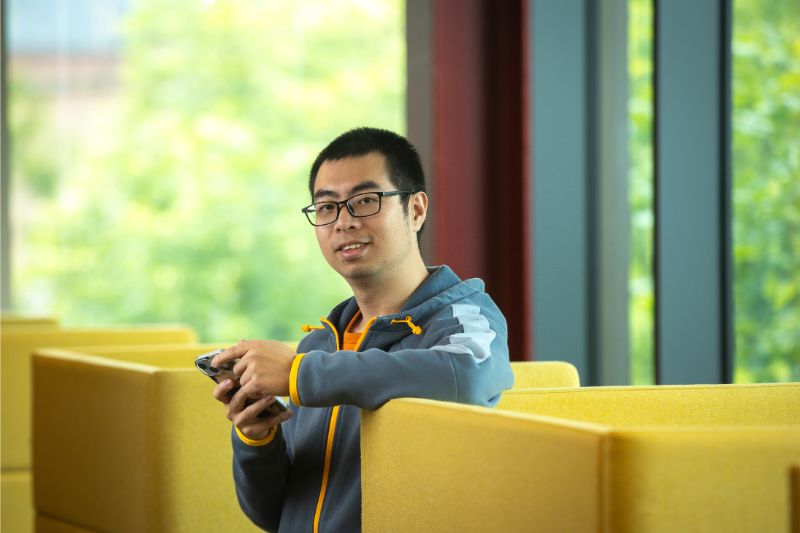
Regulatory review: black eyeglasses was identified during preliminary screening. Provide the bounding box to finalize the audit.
[301,191,414,226]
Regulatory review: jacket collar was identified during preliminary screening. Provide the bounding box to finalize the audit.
[322,265,484,336]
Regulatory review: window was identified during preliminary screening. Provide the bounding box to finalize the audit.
[628,0,655,385]
[8,0,405,341]
[732,0,799,382]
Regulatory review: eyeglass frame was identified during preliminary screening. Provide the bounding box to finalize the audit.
[300,190,416,227]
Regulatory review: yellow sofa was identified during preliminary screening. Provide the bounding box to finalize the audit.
[510,361,579,388]
[361,383,800,533]
[29,347,575,532]
[1,315,59,328]
[32,345,264,533]
[2,326,197,469]
[1,326,196,533]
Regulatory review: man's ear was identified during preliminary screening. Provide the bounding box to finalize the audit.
[410,192,428,232]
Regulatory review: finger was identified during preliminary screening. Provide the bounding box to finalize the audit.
[236,406,293,435]
[228,384,253,414]
[212,343,248,368]
[238,364,252,388]
[242,395,277,420]
[213,379,236,404]
[234,396,285,428]
[233,352,250,378]
[236,421,278,442]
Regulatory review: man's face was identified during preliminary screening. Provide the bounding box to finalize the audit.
[311,152,425,283]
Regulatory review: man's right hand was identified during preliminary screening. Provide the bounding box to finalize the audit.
[213,378,293,441]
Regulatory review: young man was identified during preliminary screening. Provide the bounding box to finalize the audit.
[212,127,514,532]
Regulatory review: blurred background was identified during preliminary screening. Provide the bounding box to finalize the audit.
[2,0,797,385]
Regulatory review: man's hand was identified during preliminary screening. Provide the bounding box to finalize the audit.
[210,340,296,440]
[213,378,292,440]
[213,339,295,397]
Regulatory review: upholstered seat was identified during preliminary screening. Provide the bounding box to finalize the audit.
[361,383,800,532]
[1,326,196,533]
[32,345,262,533]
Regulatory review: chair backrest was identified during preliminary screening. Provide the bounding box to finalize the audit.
[1,326,197,469]
[499,382,800,427]
[362,389,800,533]
[32,346,265,532]
[510,361,580,388]
[1,315,59,328]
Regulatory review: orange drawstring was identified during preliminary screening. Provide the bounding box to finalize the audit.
[301,324,325,332]
[391,316,423,335]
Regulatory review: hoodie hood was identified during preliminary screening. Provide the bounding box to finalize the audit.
[299,265,486,349]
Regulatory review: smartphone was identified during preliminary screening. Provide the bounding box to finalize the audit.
[195,348,288,418]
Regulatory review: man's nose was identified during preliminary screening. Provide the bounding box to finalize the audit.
[334,204,360,231]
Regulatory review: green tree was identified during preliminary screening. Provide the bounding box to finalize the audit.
[628,0,655,385]
[12,0,405,342]
[732,0,800,382]
[627,0,799,384]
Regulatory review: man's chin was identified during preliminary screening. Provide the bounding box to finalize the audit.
[337,264,378,281]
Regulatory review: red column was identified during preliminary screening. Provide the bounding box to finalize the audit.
[430,0,531,361]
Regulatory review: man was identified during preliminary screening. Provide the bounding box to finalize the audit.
[212,127,514,532]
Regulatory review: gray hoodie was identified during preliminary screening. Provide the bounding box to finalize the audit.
[230,265,515,532]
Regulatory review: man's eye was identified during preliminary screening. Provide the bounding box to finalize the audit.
[317,203,336,213]
[357,196,376,206]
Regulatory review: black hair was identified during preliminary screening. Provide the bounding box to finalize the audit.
[308,128,427,236]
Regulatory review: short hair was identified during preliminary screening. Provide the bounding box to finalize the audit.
[308,128,427,236]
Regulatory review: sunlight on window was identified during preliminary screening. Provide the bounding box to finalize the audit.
[628,0,655,385]
[732,0,799,382]
[9,0,406,342]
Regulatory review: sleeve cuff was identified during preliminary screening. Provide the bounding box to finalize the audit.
[289,353,306,406]
[235,424,278,447]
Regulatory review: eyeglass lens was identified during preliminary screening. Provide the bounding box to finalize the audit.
[311,192,381,225]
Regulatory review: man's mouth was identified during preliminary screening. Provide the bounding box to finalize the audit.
[336,241,368,252]
[336,241,369,259]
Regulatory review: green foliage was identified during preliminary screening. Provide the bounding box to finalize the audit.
[628,0,655,385]
[628,0,799,384]
[11,0,405,342]
[732,0,800,382]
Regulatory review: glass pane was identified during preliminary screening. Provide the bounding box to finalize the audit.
[628,0,655,385]
[8,0,406,341]
[732,0,800,382]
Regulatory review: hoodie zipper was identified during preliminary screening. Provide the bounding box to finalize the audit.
[312,316,375,533]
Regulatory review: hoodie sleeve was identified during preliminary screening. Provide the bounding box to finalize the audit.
[230,424,292,532]
[291,299,515,410]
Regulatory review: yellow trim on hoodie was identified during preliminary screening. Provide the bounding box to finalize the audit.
[344,310,361,334]
[235,424,277,447]
[353,317,377,350]
[289,353,305,406]
[313,404,340,533]
[312,315,375,533]
[293,318,341,406]
[320,317,340,350]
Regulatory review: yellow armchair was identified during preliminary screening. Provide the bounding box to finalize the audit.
[2,326,197,469]
[1,326,196,533]
[510,361,580,388]
[1,315,59,328]
[361,383,800,533]
[32,345,264,533]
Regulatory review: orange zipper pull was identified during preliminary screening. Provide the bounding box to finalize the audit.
[301,324,325,332]
[390,315,423,335]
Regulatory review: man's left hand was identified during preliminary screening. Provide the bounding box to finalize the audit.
[212,339,295,398]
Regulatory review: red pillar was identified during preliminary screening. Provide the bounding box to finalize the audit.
[429,0,531,361]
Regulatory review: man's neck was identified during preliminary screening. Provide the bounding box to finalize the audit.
[347,259,430,332]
